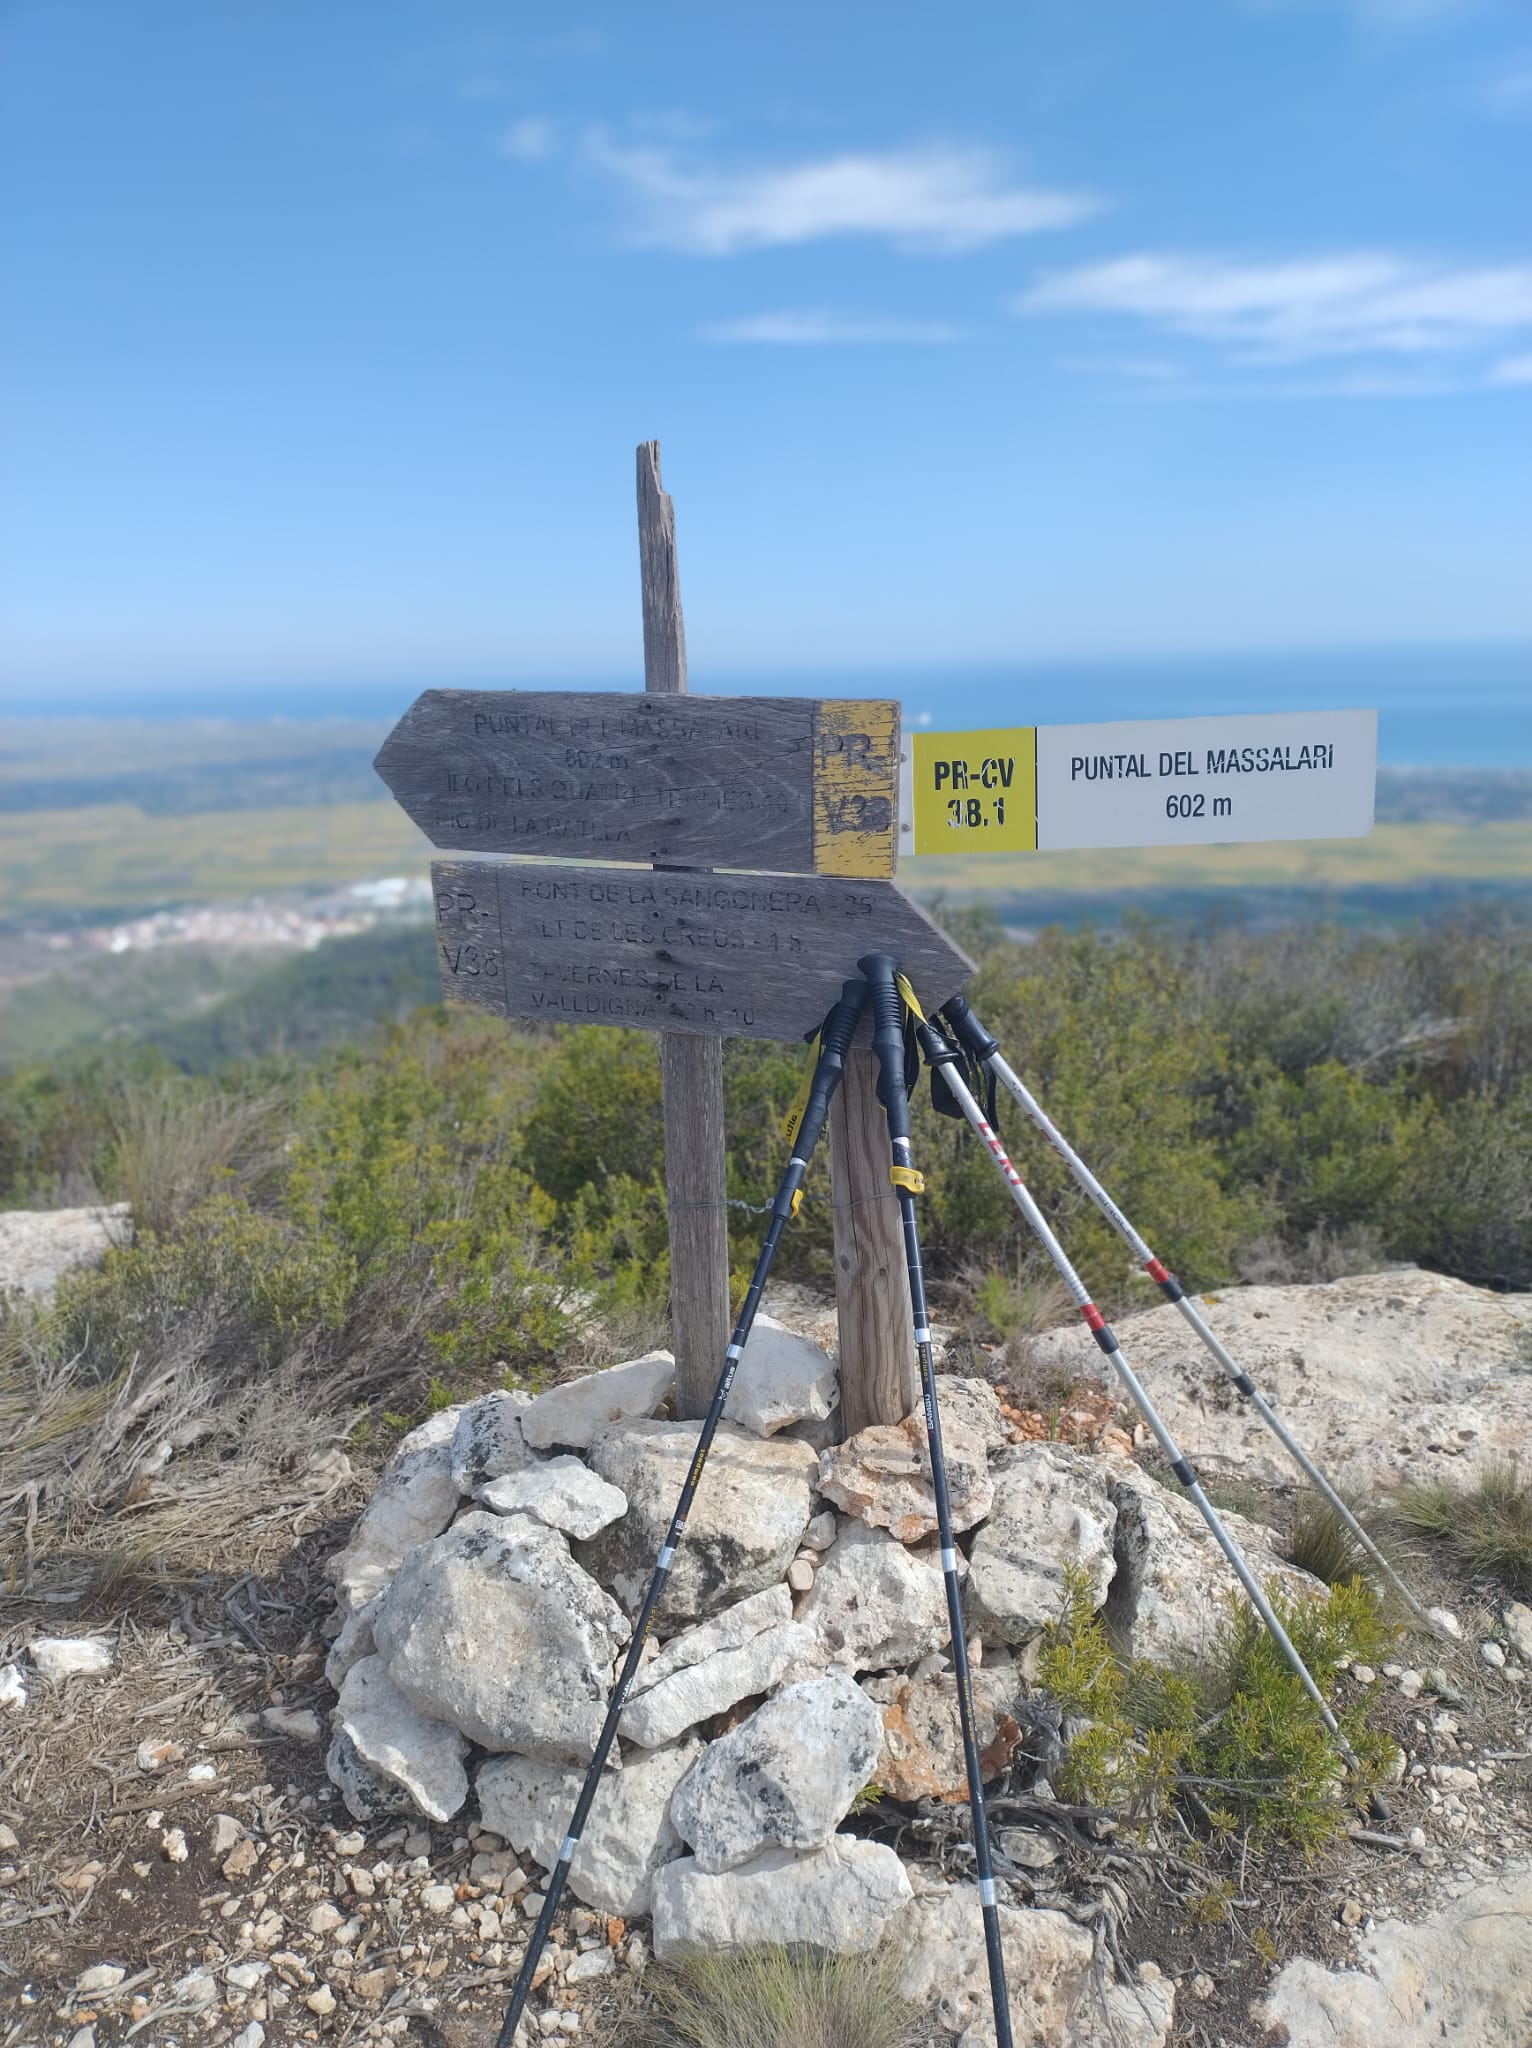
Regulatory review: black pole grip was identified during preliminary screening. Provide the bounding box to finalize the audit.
[940,992,999,1062]
[858,951,910,1143]
[792,979,868,1160]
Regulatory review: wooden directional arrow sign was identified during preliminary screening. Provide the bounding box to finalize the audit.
[376,689,900,879]
[430,858,973,1043]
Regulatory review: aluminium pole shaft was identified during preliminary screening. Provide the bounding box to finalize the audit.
[497,978,869,2048]
[912,1006,1371,1788]
[938,994,1436,1634]
[859,952,1015,2048]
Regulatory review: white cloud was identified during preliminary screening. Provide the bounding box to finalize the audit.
[703,310,965,344]
[590,142,1099,255]
[1019,253,1532,362]
[500,117,555,162]
[1490,351,1532,383]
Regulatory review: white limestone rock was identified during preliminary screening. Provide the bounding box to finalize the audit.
[1254,1856,1532,2048]
[323,1608,374,1692]
[30,1636,114,1681]
[521,1351,675,1451]
[334,1657,468,1822]
[936,1377,1012,1458]
[620,1586,814,1748]
[476,1738,701,1917]
[330,1409,461,1617]
[1104,1463,1325,1666]
[668,1675,884,1873]
[451,1389,537,1495]
[370,1511,627,1764]
[792,1519,951,1675]
[1024,1268,1532,1493]
[652,1838,912,1959]
[860,1662,1024,1803]
[965,1444,1118,1647]
[479,1455,628,1540]
[818,1410,992,1544]
[578,1420,818,1626]
[325,1731,413,1825]
[895,1883,1175,2048]
[0,1203,130,1301]
[723,1313,837,1437]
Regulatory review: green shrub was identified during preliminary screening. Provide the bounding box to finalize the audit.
[1225,1061,1434,1242]
[1035,1567,1398,1847]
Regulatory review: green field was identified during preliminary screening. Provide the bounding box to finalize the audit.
[3,797,1529,925]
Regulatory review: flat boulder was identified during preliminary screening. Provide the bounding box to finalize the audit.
[1104,1464,1326,1666]
[334,1656,468,1822]
[792,1519,951,1674]
[369,1511,626,1763]
[1024,1268,1532,1493]
[965,1444,1117,1646]
[818,1411,992,1543]
[1255,1856,1532,2048]
[722,1313,838,1437]
[477,1738,701,1917]
[652,1839,912,1959]
[479,1455,628,1540]
[895,1883,1174,2048]
[330,1410,462,1617]
[578,1420,817,1626]
[521,1350,675,1451]
[668,1675,884,1873]
[620,1586,816,1749]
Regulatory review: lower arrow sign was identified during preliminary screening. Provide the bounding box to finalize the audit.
[431,859,973,1043]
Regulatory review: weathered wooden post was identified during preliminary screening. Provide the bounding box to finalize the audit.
[635,441,732,1419]
[830,1046,920,1434]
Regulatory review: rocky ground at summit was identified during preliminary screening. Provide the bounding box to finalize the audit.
[3,1219,1531,2048]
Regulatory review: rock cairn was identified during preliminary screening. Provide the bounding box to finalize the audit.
[322,1310,1323,2046]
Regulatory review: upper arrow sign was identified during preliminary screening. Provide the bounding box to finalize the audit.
[430,858,972,1043]
[375,689,899,879]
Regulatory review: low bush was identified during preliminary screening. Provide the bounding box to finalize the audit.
[1036,1567,1399,1848]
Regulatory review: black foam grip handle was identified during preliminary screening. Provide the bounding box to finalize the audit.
[792,979,869,1161]
[819,976,868,1063]
[858,951,910,1143]
[941,992,999,1062]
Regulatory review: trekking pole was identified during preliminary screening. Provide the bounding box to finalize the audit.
[904,988,1385,1813]
[497,977,870,2048]
[858,951,1016,2048]
[938,993,1439,1637]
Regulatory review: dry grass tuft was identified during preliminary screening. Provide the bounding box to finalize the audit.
[108,1075,280,1235]
[1396,1458,1532,1596]
[631,1948,927,2048]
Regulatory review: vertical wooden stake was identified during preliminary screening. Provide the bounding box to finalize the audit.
[637,441,732,1420]
[830,1047,919,1434]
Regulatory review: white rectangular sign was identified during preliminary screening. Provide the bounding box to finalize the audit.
[899,707,1376,855]
[1034,708,1376,851]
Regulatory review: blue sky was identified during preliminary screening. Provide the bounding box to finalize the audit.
[2,0,1529,714]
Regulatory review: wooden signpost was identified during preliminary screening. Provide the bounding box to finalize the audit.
[375,442,971,1424]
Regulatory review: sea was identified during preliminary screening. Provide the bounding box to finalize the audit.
[8,645,1530,768]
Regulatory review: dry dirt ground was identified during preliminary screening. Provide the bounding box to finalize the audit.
[4,1353,1531,2048]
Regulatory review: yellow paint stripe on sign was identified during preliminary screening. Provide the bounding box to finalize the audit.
[811,700,899,877]
[905,728,1038,855]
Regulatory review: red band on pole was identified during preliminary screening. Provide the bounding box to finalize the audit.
[1079,1303,1106,1332]
[1145,1257,1170,1285]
